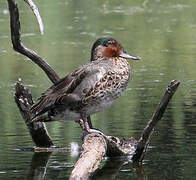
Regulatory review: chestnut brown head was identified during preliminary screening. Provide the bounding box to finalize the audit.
[90,37,141,61]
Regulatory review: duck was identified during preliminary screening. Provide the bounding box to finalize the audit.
[31,37,141,133]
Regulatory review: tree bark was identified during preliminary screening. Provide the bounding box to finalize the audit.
[69,133,107,180]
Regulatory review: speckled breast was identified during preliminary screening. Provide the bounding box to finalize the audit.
[82,58,131,114]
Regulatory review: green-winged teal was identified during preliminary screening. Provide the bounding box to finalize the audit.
[31,37,141,132]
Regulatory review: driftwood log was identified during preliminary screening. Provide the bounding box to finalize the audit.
[7,0,180,179]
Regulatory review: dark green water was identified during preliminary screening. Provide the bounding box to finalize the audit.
[0,0,196,179]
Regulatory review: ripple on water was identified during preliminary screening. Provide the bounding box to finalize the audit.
[0,48,7,53]
[0,171,6,174]
[169,4,190,10]
[50,161,74,169]
[100,5,144,15]
[21,33,36,38]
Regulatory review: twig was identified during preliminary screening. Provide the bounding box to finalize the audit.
[24,0,44,35]
[7,0,60,84]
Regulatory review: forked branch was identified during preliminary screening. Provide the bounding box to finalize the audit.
[7,0,60,84]
[7,0,56,147]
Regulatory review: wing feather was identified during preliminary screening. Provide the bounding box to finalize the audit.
[30,66,87,116]
[31,60,109,117]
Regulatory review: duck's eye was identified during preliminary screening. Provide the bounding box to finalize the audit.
[107,44,114,48]
[107,40,116,46]
[103,42,111,47]
[103,40,115,47]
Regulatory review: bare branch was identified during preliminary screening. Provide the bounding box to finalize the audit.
[24,0,44,35]
[132,80,180,162]
[7,0,60,84]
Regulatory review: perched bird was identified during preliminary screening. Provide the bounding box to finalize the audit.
[31,37,140,133]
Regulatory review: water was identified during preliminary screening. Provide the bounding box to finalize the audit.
[0,0,196,179]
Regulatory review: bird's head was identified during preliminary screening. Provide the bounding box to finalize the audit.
[90,37,141,61]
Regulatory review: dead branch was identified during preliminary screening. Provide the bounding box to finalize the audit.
[7,0,55,147]
[14,79,54,147]
[132,80,180,162]
[7,0,60,84]
[7,0,93,148]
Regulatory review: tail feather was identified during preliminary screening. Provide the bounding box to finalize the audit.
[31,95,55,116]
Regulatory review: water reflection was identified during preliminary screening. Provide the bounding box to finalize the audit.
[93,160,147,180]
[20,151,147,180]
[27,152,52,180]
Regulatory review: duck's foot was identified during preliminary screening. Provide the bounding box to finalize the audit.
[87,116,93,129]
[78,119,105,136]
[79,115,107,138]
[83,121,107,138]
[78,116,93,129]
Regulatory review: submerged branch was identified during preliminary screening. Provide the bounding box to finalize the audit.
[26,152,52,180]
